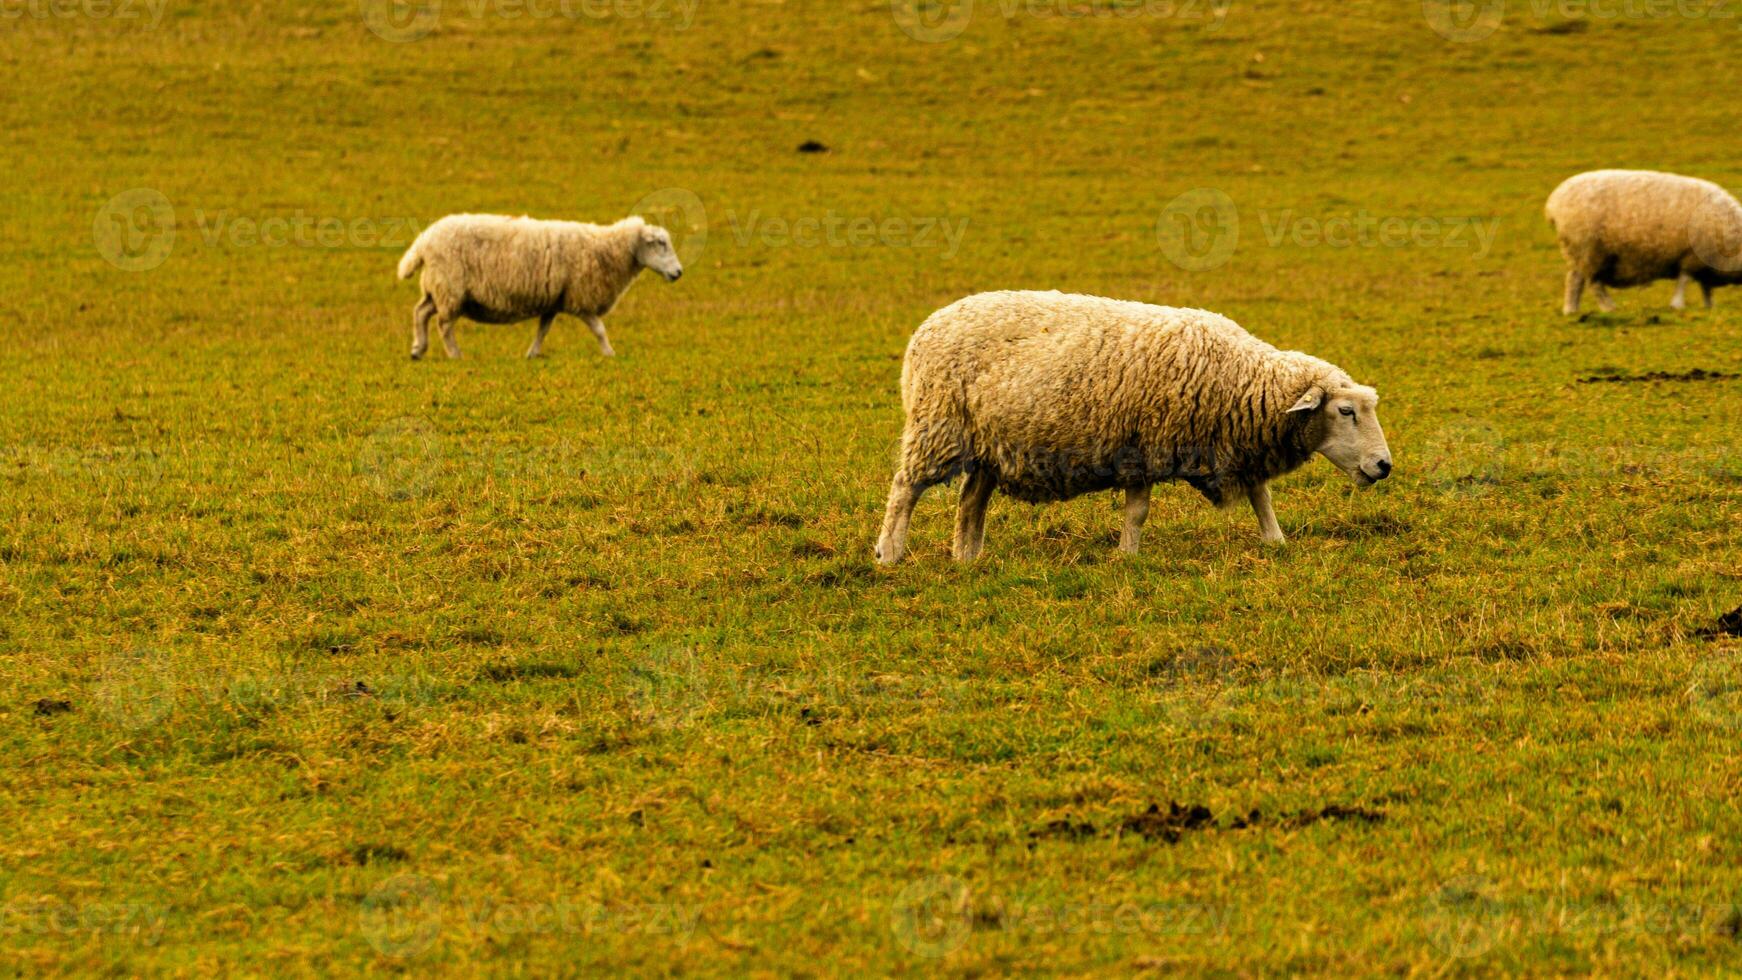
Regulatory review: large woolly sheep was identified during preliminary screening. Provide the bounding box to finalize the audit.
[874,291,1393,564]
[1546,170,1742,314]
[396,214,683,360]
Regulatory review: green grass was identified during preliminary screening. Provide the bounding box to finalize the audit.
[3,0,1742,973]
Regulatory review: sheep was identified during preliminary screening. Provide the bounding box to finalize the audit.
[396,214,683,360]
[1546,170,1742,315]
[873,291,1394,564]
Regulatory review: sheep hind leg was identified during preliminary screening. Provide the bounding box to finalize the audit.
[875,474,933,565]
[1119,485,1151,555]
[1592,282,1617,313]
[411,296,435,360]
[1562,270,1585,315]
[526,313,556,359]
[1249,482,1285,546]
[952,468,997,562]
[1672,273,1690,311]
[432,309,462,359]
[1702,281,1716,309]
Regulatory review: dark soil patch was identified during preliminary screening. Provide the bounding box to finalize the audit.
[33,698,73,716]
[477,660,584,683]
[1278,804,1386,828]
[790,539,835,559]
[1121,802,1214,843]
[1578,368,1738,384]
[1533,19,1589,34]
[797,140,829,153]
[350,843,410,865]
[1121,801,1387,843]
[1701,606,1742,639]
[1029,819,1098,843]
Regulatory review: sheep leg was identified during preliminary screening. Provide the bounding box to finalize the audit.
[1249,482,1285,545]
[1702,281,1716,309]
[1592,282,1616,313]
[436,314,461,359]
[411,296,435,360]
[582,314,616,358]
[1672,273,1690,311]
[1562,270,1585,315]
[526,313,556,359]
[875,476,928,565]
[1119,485,1151,554]
[952,468,997,562]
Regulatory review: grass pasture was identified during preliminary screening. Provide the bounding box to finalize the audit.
[3,0,1742,973]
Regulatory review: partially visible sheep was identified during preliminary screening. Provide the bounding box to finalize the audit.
[874,291,1393,564]
[1546,170,1742,314]
[396,214,683,360]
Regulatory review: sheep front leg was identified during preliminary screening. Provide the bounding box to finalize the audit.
[1562,270,1584,315]
[582,313,616,358]
[952,468,996,562]
[1672,273,1690,311]
[411,296,435,360]
[1119,485,1150,554]
[526,313,556,359]
[1249,482,1285,545]
[1702,281,1716,309]
[1592,282,1617,312]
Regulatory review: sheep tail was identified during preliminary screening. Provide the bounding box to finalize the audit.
[397,228,431,280]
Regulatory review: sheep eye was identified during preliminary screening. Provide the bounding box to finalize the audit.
[1339,407,1356,418]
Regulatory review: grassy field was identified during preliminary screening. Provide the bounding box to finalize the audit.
[3,0,1742,973]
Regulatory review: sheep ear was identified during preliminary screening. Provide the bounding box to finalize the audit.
[1288,386,1325,413]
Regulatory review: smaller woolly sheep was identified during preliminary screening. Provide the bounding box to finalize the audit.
[396,214,683,360]
[1546,170,1742,314]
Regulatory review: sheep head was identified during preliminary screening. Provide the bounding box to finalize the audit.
[1290,383,1393,487]
[632,222,685,282]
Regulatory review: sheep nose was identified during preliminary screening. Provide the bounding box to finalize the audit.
[670,269,683,281]
[1374,459,1392,478]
